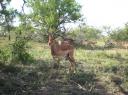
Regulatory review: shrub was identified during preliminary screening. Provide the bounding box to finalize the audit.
[0,48,11,63]
[11,37,33,64]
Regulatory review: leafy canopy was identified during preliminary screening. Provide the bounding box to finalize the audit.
[27,0,82,33]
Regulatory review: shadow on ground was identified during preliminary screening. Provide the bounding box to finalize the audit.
[0,59,124,95]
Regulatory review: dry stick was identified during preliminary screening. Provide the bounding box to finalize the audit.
[69,80,87,91]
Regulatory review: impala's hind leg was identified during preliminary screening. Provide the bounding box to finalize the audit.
[53,56,60,68]
[67,52,76,73]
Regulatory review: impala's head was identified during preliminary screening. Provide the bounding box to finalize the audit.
[48,34,55,46]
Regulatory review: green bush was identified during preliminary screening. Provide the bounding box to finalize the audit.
[0,48,11,63]
[11,37,33,64]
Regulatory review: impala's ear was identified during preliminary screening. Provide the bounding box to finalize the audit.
[48,33,54,41]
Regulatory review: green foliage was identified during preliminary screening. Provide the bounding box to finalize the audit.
[110,24,128,41]
[0,48,11,63]
[11,37,33,64]
[27,0,82,33]
[68,25,102,42]
[83,26,102,40]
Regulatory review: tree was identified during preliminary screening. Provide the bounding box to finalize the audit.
[110,23,128,41]
[102,25,112,36]
[67,25,102,42]
[26,0,82,35]
[83,26,102,40]
[0,0,17,40]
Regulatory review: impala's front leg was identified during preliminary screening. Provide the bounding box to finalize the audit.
[69,62,76,73]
